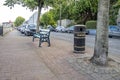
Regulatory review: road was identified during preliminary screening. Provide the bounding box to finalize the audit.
[51,32,120,59]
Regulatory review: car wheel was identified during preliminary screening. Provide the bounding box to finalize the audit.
[24,33,26,35]
[86,31,89,35]
[109,35,112,38]
[25,32,29,36]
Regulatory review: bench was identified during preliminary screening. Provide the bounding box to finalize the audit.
[32,29,51,47]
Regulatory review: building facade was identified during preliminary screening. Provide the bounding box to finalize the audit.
[57,19,74,27]
[27,12,38,25]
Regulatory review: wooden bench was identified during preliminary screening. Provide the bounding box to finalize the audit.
[32,29,51,47]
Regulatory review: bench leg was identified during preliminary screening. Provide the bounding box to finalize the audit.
[39,38,41,47]
[48,38,51,47]
[33,36,35,42]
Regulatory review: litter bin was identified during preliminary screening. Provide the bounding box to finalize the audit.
[0,26,3,36]
[74,25,86,53]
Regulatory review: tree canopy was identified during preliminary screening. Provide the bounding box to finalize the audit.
[41,11,56,28]
[4,0,46,32]
[14,16,25,27]
[4,0,120,26]
[43,0,98,24]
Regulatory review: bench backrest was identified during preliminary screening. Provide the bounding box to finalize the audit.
[39,29,50,38]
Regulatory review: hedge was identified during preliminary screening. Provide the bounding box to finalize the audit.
[85,20,97,29]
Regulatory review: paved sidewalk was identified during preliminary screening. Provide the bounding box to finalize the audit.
[0,30,58,80]
[0,30,120,80]
[0,30,92,80]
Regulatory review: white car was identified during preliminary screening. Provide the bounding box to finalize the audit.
[109,26,120,38]
[56,26,65,32]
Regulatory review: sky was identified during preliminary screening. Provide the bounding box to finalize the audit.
[0,0,48,24]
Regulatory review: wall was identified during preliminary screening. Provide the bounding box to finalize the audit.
[1,22,13,36]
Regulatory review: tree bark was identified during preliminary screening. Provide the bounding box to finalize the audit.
[36,6,41,32]
[36,0,44,32]
[90,0,110,66]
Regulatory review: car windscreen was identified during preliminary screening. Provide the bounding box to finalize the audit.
[28,24,36,28]
[70,26,74,29]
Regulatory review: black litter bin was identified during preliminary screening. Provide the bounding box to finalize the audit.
[74,25,86,53]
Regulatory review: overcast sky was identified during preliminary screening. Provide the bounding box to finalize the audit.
[0,0,48,24]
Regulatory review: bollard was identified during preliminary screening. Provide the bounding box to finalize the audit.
[0,26,3,36]
[74,25,86,53]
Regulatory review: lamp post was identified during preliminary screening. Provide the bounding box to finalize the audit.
[59,2,62,26]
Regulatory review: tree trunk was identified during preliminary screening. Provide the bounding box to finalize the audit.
[36,0,43,32]
[90,0,110,66]
[36,5,41,32]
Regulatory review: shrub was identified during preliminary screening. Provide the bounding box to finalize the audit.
[86,20,97,29]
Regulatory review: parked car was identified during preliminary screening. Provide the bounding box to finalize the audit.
[47,25,56,31]
[85,29,89,35]
[56,26,66,32]
[65,25,89,34]
[19,24,26,34]
[17,26,22,31]
[109,25,120,38]
[24,24,36,36]
[86,29,96,35]
[65,26,74,33]
[85,25,120,37]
